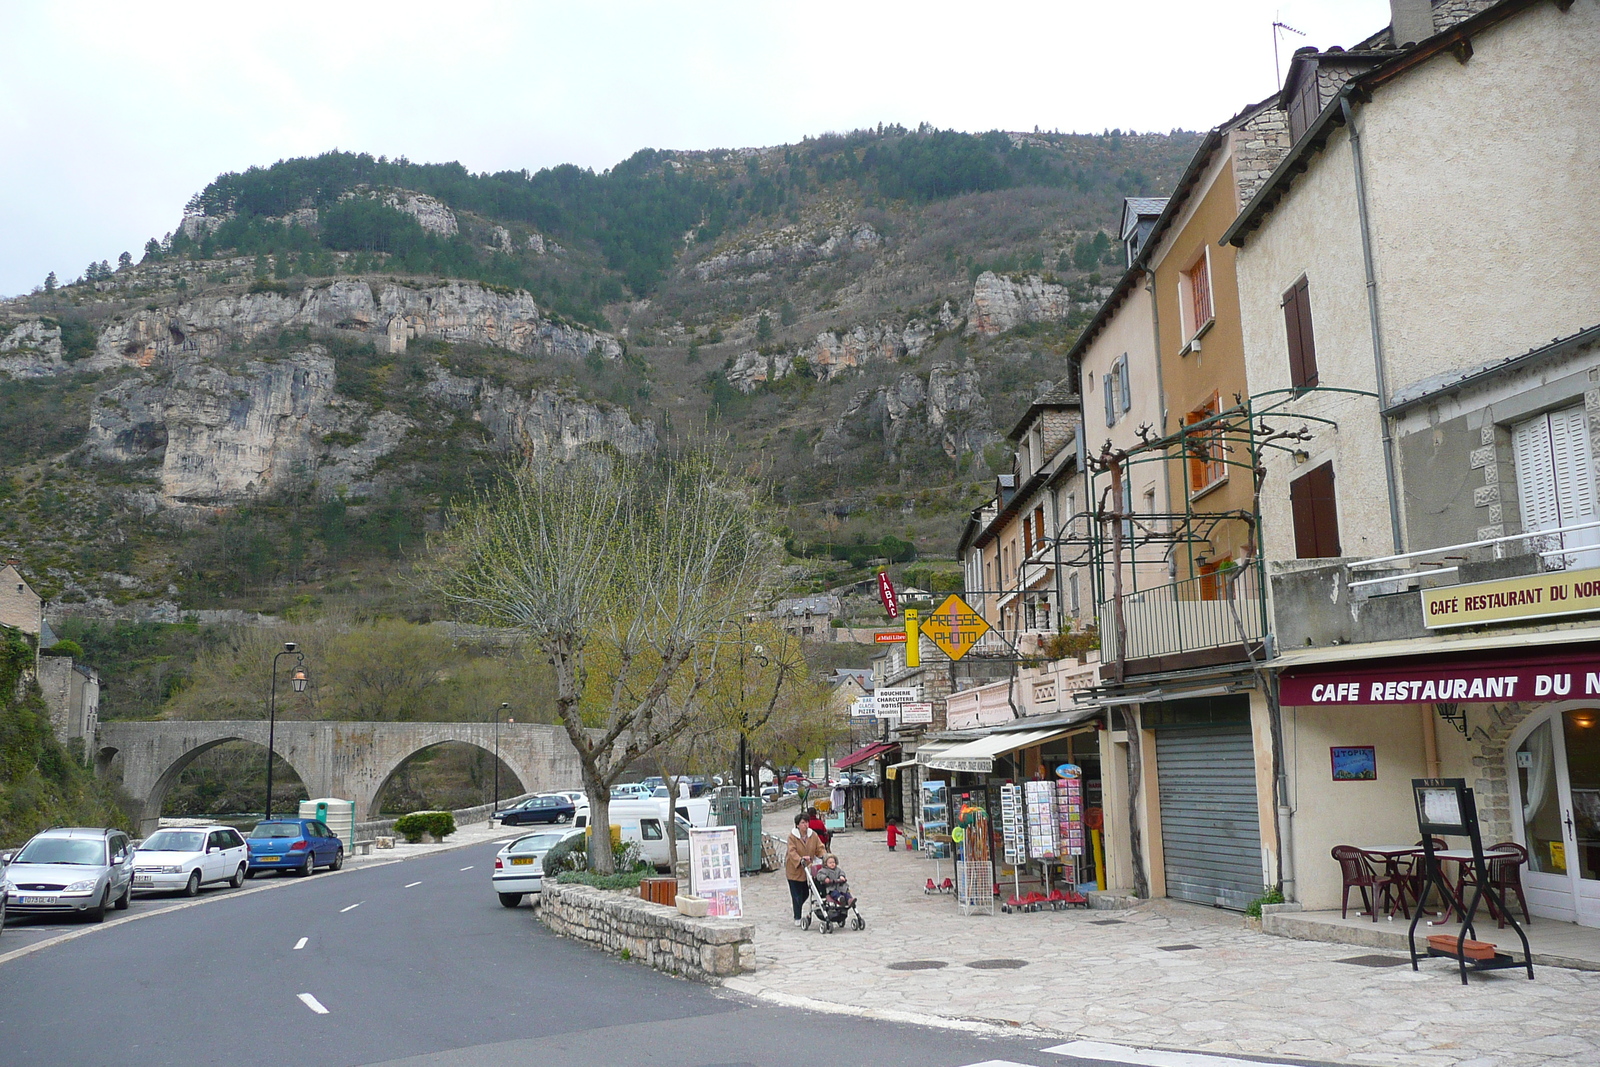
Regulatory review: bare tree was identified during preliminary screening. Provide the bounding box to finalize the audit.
[430,443,777,872]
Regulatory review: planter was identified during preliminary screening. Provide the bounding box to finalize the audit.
[676,895,710,917]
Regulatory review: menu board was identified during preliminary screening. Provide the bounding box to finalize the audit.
[1024,780,1059,859]
[687,825,743,918]
[998,783,1026,864]
[1056,776,1084,857]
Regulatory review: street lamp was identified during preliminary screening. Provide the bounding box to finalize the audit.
[265,642,308,820]
[493,703,510,812]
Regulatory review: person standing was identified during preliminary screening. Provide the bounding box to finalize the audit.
[785,812,824,927]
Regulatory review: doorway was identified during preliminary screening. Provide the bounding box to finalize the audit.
[1510,705,1600,926]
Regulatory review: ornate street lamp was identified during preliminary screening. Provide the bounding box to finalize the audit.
[493,703,511,812]
[265,642,308,820]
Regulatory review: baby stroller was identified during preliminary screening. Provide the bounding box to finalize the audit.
[804,860,865,933]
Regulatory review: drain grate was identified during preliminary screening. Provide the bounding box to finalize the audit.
[1336,954,1412,968]
[1157,944,1202,951]
[1088,919,1127,926]
[966,958,1029,970]
[886,959,949,970]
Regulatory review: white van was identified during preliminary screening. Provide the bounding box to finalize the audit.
[572,798,691,870]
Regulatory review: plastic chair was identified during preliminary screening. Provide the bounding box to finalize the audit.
[1333,845,1397,921]
[1478,841,1532,928]
[1399,838,1448,915]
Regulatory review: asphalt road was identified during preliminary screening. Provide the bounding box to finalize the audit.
[0,840,1292,1067]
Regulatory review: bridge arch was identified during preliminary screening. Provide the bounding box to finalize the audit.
[145,735,318,827]
[365,740,529,819]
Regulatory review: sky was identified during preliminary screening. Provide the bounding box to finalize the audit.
[0,0,1394,298]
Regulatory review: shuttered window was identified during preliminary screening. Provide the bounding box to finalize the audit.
[1184,254,1213,338]
[1282,276,1318,389]
[1117,356,1131,413]
[1514,406,1599,565]
[1289,462,1341,558]
[1104,371,1116,427]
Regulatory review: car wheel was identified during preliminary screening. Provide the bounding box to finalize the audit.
[298,854,315,877]
[115,879,131,910]
[88,886,110,923]
[182,870,201,897]
[329,848,344,872]
[498,892,523,908]
[230,864,246,889]
[557,813,569,824]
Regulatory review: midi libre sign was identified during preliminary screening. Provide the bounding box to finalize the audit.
[1423,565,1600,629]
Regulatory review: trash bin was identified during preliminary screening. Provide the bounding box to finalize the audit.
[300,798,357,854]
[712,794,765,873]
[861,797,886,831]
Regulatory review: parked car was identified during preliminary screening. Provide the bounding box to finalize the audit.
[246,819,344,877]
[494,795,575,827]
[492,827,582,907]
[542,790,585,806]
[2,827,134,922]
[759,783,780,800]
[133,825,249,896]
[571,798,692,869]
[609,783,654,800]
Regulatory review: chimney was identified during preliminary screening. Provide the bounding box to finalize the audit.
[1390,0,1435,47]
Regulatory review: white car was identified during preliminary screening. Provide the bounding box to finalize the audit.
[544,791,585,806]
[492,828,582,908]
[133,826,249,896]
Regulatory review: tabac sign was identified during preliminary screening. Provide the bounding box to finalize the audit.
[918,594,992,661]
[1422,565,1600,629]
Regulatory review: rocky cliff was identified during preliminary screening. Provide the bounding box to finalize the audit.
[967,271,1085,336]
[814,360,993,465]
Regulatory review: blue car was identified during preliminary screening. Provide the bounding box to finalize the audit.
[246,819,344,878]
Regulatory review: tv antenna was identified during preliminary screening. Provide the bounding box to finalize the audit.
[1273,17,1307,87]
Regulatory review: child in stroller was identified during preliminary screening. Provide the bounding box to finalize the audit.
[805,853,865,932]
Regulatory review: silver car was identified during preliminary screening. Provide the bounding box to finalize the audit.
[493,827,582,908]
[2,827,135,922]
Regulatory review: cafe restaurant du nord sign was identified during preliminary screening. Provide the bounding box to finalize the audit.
[1422,565,1600,629]
[1281,648,1600,706]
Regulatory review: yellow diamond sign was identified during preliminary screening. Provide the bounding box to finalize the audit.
[920,594,992,661]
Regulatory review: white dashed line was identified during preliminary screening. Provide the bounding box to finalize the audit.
[460,866,474,871]
[340,902,362,913]
[297,992,330,1015]
[294,937,307,950]
[404,881,421,888]
[493,840,512,845]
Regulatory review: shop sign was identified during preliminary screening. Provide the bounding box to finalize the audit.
[1423,565,1600,629]
[878,571,900,620]
[1281,647,1600,705]
[901,702,933,724]
[851,697,876,718]
[687,825,743,918]
[875,687,919,719]
[919,594,992,661]
[874,631,907,643]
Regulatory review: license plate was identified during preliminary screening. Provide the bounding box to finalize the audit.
[257,856,279,862]
[511,857,535,865]
[19,895,57,905]
[134,877,154,887]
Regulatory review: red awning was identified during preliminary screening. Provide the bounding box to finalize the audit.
[1280,645,1600,706]
[835,741,898,769]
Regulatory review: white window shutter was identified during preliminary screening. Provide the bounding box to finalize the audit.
[1118,357,1131,413]
[1104,372,1116,427]
[1549,406,1595,525]
[1514,415,1559,533]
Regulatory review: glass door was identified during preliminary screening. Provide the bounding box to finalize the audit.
[1513,710,1600,926]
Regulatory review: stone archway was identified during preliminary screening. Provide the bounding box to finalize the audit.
[146,735,319,830]
[364,740,529,819]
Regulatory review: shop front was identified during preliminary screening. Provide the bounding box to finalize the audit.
[1278,641,1600,926]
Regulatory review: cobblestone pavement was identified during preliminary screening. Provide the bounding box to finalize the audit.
[724,817,1600,1067]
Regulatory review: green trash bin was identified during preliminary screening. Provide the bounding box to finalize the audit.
[713,794,765,873]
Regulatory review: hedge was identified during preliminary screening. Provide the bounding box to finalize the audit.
[392,810,456,843]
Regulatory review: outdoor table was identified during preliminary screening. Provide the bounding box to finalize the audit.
[1359,846,1422,918]
[1423,848,1520,925]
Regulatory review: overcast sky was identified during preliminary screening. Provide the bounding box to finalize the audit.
[0,1,1394,298]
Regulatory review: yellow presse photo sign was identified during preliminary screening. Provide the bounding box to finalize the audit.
[1423,565,1600,629]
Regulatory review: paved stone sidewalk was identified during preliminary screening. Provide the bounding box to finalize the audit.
[725,815,1599,1067]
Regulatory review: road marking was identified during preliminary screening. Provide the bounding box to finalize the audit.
[294,937,307,950]
[404,881,421,888]
[297,992,330,1015]
[460,866,474,871]
[494,839,513,845]
[340,902,362,913]
[1043,1041,1282,1067]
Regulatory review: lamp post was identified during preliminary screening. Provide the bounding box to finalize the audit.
[493,703,510,812]
[265,642,308,820]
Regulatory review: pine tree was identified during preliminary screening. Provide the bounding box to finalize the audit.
[118,251,132,270]
[43,271,57,293]
[143,239,162,262]
[756,311,773,344]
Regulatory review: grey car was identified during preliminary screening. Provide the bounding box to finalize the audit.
[2,827,135,923]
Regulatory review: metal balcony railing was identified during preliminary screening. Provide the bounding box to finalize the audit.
[1099,559,1268,663]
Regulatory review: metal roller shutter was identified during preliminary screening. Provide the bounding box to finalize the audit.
[1155,723,1263,911]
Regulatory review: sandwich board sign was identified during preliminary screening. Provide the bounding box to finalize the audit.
[919,594,992,661]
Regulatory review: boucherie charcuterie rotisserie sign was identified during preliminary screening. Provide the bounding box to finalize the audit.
[1422,565,1600,628]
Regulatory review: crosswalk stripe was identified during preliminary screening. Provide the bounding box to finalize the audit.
[1042,1041,1280,1067]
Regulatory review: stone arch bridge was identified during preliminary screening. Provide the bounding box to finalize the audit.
[97,720,585,835]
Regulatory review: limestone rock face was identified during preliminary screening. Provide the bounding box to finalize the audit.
[813,359,994,463]
[691,222,881,281]
[0,320,67,377]
[91,279,620,369]
[967,271,1075,335]
[724,303,959,394]
[380,191,458,236]
[423,371,656,459]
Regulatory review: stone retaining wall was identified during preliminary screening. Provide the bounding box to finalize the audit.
[538,883,755,980]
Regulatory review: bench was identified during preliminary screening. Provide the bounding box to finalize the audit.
[354,839,376,856]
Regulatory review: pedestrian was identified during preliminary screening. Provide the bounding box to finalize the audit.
[886,820,899,851]
[785,811,824,927]
[806,806,832,847]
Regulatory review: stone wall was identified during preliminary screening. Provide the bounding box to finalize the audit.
[538,883,755,980]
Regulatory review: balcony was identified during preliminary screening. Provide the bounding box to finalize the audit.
[1099,560,1268,673]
